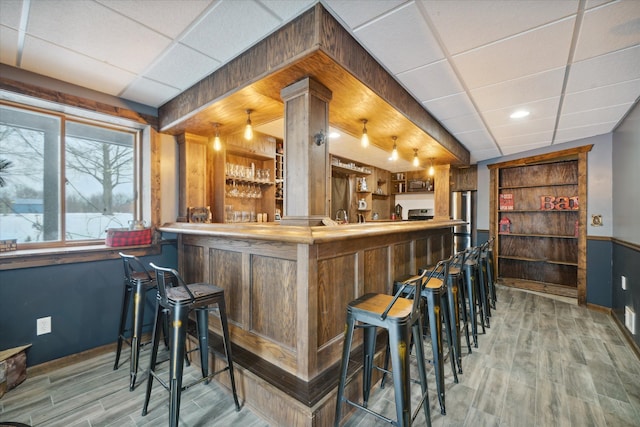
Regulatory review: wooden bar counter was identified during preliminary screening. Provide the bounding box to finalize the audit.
[159,219,461,426]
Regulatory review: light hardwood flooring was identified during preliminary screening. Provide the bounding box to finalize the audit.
[1,286,639,426]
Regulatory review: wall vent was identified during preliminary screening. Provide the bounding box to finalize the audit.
[625,306,636,335]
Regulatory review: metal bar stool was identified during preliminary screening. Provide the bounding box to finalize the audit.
[462,246,486,347]
[334,267,436,427]
[446,250,472,374]
[380,257,458,415]
[114,252,158,391]
[481,237,497,309]
[142,264,239,427]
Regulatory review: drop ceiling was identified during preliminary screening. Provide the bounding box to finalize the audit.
[0,0,638,169]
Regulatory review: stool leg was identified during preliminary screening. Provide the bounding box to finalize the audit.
[169,305,188,427]
[196,308,209,383]
[412,320,432,427]
[334,314,356,427]
[142,302,163,416]
[465,266,479,347]
[362,325,377,407]
[479,261,491,324]
[441,291,459,383]
[380,342,391,389]
[217,298,240,411]
[389,322,412,427]
[457,274,473,354]
[447,280,463,374]
[426,291,446,415]
[474,265,487,333]
[486,252,497,308]
[129,279,146,391]
[114,281,132,371]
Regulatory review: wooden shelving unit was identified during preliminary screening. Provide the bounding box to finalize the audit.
[488,145,592,305]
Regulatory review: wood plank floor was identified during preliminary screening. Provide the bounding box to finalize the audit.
[1,286,639,426]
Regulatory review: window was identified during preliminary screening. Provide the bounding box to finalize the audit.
[0,103,139,246]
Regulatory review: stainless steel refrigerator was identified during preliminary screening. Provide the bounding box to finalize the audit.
[451,190,476,253]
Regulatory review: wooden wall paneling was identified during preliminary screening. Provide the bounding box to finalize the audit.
[577,151,588,305]
[250,255,297,349]
[363,246,389,295]
[316,254,356,348]
[181,243,204,284]
[297,243,315,380]
[148,127,162,228]
[209,248,244,325]
[393,241,412,281]
[450,165,477,191]
[415,237,429,269]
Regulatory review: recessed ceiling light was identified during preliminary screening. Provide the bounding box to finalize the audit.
[510,110,530,119]
[329,131,340,139]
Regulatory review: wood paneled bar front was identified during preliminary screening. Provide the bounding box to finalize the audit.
[159,219,460,426]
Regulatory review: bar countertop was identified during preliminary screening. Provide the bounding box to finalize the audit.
[158,219,464,244]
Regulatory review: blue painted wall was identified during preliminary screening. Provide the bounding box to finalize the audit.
[586,239,612,307]
[612,243,640,348]
[0,243,177,366]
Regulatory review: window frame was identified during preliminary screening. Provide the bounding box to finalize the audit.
[1,100,145,249]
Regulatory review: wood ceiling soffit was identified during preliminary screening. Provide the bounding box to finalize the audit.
[159,3,468,165]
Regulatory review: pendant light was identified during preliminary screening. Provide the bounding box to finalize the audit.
[428,158,435,176]
[244,109,253,140]
[391,136,398,161]
[212,123,222,151]
[413,148,419,167]
[361,119,369,148]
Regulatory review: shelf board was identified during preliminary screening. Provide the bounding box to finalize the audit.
[331,164,371,175]
[498,255,577,266]
[372,193,389,198]
[498,209,579,213]
[499,233,577,239]
[356,191,372,194]
[499,183,577,189]
[226,176,274,185]
[498,278,577,299]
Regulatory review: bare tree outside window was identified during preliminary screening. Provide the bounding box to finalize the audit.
[0,104,137,245]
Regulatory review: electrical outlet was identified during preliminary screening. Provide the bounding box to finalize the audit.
[37,316,51,335]
[621,275,627,291]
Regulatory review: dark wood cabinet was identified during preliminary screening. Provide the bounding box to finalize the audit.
[488,145,592,304]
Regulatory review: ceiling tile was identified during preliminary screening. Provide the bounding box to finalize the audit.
[0,26,18,66]
[145,44,220,90]
[353,2,444,74]
[323,0,405,29]
[21,36,136,96]
[441,113,485,135]
[562,79,640,114]
[260,0,316,21]
[96,0,214,38]
[0,0,23,29]
[497,130,554,147]
[452,17,575,89]
[501,141,550,155]
[120,77,181,108]
[573,0,640,62]
[423,0,578,55]
[492,116,557,141]
[566,44,640,93]
[422,92,476,121]
[554,121,618,143]
[181,1,280,63]
[455,128,496,151]
[558,103,632,130]
[471,68,565,112]
[27,1,172,74]
[471,147,502,163]
[482,97,561,129]
[398,60,464,102]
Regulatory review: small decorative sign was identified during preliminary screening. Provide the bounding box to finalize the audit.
[539,195,579,211]
[499,217,511,234]
[499,193,514,210]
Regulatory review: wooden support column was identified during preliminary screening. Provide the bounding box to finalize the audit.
[280,77,332,226]
[434,164,451,220]
[176,132,208,222]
